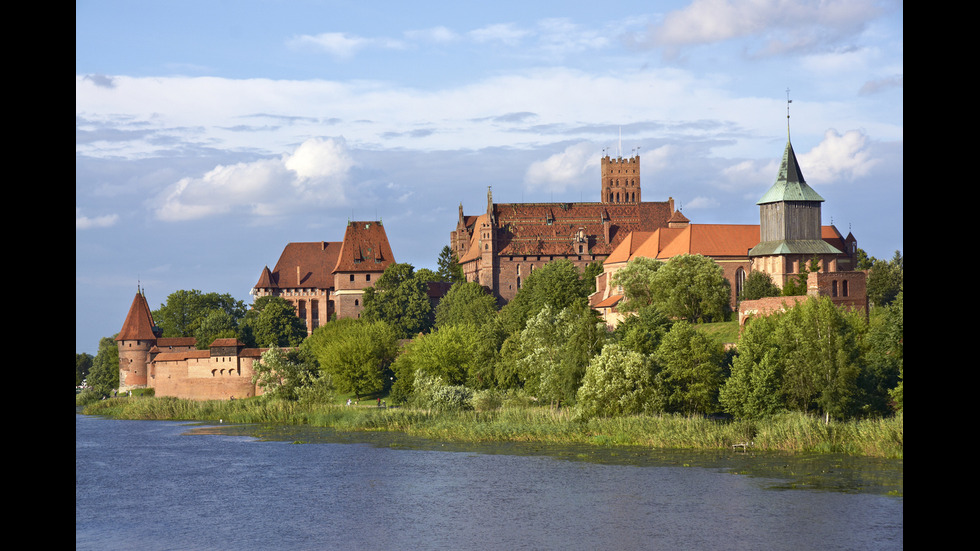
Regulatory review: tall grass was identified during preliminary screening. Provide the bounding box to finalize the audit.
[81,397,903,458]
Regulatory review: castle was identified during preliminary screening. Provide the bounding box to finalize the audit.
[114,220,398,399]
[116,116,869,400]
[251,220,396,334]
[450,154,675,304]
[589,133,866,328]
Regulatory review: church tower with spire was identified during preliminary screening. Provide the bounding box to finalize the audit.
[749,97,843,287]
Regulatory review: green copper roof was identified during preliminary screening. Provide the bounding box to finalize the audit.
[748,239,842,257]
[757,140,825,205]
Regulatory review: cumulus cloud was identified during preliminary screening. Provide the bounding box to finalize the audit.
[154,137,355,221]
[799,129,878,184]
[76,208,119,230]
[644,0,882,54]
[524,142,600,193]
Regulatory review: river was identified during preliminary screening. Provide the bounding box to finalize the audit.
[76,413,902,550]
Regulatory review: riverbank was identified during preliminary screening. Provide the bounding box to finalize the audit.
[80,396,903,459]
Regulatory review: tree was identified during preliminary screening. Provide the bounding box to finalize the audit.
[362,263,435,339]
[303,318,398,398]
[611,257,665,312]
[495,303,605,406]
[251,345,320,401]
[390,323,498,401]
[152,290,246,338]
[194,308,239,349]
[76,353,94,387]
[867,251,903,308]
[651,322,726,415]
[720,314,785,419]
[738,270,781,302]
[612,305,673,356]
[782,256,821,297]
[436,245,464,285]
[860,291,903,414]
[240,296,307,348]
[651,254,731,323]
[498,258,593,334]
[576,344,657,418]
[87,336,120,397]
[434,281,498,329]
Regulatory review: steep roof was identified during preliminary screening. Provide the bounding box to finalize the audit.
[254,221,396,291]
[467,200,673,259]
[256,241,344,290]
[116,292,158,342]
[333,221,396,273]
[757,139,825,205]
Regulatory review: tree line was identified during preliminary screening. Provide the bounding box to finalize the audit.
[79,245,903,422]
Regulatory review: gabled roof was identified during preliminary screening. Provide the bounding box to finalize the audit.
[757,139,825,205]
[116,292,158,341]
[256,241,344,290]
[333,221,396,273]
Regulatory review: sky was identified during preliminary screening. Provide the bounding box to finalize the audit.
[76,0,903,355]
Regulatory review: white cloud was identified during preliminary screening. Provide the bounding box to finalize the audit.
[75,208,119,230]
[524,142,600,193]
[469,23,530,47]
[799,129,878,184]
[648,0,882,53]
[287,32,405,58]
[154,137,355,222]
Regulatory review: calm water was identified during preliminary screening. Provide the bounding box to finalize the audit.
[76,413,902,550]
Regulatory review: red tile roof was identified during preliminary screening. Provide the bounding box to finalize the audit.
[116,292,158,341]
[254,221,396,291]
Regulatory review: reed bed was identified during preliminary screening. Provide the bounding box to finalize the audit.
[81,397,902,458]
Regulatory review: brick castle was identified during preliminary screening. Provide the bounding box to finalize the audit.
[116,126,868,400]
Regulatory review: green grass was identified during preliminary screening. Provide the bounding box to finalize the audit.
[81,396,903,459]
[698,320,740,345]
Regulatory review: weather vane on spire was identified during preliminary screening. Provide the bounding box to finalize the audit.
[786,87,792,140]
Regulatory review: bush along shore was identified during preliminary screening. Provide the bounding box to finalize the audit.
[80,396,903,459]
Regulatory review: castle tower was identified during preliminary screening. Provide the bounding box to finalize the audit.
[601,154,640,203]
[478,186,498,291]
[115,289,161,392]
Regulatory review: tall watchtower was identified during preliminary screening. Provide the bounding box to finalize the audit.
[601,155,640,204]
[115,289,161,393]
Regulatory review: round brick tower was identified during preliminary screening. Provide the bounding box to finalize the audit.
[115,290,160,392]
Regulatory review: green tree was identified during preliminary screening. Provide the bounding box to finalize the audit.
[87,336,120,396]
[720,314,785,419]
[362,263,435,339]
[651,322,726,415]
[251,345,320,401]
[612,304,673,356]
[576,344,657,418]
[867,250,903,308]
[390,323,498,401]
[860,291,903,414]
[152,290,246,338]
[738,270,781,302]
[651,254,731,323]
[436,245,465,285]
[76,353,94,387]
[434,281,498,329]
[304,318,398,398]
[611,257,665,312]
[498,259,593,334]
[495,303,604,406]
[241,296,307,348]
[194,308,239,349]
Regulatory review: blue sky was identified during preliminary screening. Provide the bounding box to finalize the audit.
[76,0,903,355]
